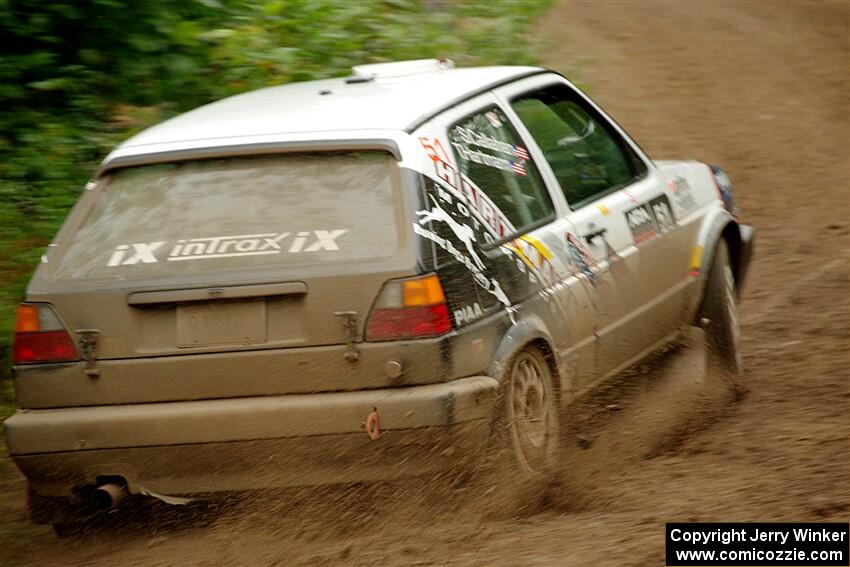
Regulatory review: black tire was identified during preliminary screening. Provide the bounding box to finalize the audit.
[700,240,742,374]
[483,346,560,514]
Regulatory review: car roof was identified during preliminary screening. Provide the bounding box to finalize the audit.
[114,64,544,154]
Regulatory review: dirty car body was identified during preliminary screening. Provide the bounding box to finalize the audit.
[4,60,754,524]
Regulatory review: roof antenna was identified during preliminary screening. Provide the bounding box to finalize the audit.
[344,75,374,84]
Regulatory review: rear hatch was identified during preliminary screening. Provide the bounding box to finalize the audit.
[20,151,443,405]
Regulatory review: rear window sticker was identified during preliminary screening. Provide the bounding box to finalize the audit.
[450,124,530,178]
[484,110,503,128]
[452,142,527,178]
[452,125,530,162]
[105,230,348,267]
[688,244,704,277]
[107,242,165,266]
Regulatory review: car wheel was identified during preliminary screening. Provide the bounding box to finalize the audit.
[504,347,560,478]
[701,239,742,374]
[479,346,561,515]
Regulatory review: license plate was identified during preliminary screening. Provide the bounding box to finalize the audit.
[177,300,266,347]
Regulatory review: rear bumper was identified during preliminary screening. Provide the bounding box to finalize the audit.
[5,376,498,496]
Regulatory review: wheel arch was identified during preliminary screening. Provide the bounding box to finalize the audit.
[689,210,744,322]
[488,316,562,404]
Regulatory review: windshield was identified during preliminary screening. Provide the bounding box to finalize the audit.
[54,151,401,280]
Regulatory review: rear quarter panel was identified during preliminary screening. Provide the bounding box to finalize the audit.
[405,114,588,393]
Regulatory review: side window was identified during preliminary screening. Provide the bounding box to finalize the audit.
[449,106,555,236]
[511,84,647,208]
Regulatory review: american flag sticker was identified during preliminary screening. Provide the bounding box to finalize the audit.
[510,160,527,176]
[513,145,530,160]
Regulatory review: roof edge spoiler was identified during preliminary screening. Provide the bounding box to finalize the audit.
[97,138,402,176]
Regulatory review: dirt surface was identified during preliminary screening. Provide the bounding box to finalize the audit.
[1,1,848,565]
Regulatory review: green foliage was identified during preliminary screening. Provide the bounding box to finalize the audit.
[0,0,551,387]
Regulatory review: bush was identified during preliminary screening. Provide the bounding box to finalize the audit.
[0,0,550,385]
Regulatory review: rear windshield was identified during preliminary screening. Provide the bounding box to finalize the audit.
[54,152,401,280]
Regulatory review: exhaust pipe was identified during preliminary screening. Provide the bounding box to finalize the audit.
[90,483,127,510]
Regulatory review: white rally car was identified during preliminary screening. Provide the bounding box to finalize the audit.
[6,59,753,530]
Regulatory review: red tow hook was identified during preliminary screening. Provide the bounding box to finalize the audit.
[365,407,382,440]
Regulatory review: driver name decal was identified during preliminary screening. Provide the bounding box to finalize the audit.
[105,230,348,266]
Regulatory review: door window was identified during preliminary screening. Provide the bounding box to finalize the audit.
[449,106,554,238]
[511,84,647,208]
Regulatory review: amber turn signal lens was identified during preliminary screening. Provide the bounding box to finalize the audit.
[366,274,453,341]
[14,304,41,333]
[401,274,445,307]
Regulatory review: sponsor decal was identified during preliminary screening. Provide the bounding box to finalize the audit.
[668,176,697,213]
[624,194,675,245]
[413,188,518,323]
[416,195,485,271]
[413,222,516,323]
[453,302,484,325]
[688,245,703,278]
[105,230,347,267]
[626,203,656,244]
[563,231,600,336]
[565,232,597,284]
[514,145,530,160]
[649,195,675,232]
[450,118,531,178]
[452,142,528,178]
[505,234,558,287]
[107,241,165,266]
[596,203,610,216]
[451,125,530,162]
[418,136,516,239]
[484,110,503,129]
[413,135,562,325]
[510,159,527,176]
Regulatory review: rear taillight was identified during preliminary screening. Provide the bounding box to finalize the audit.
[13,303,78,364]
[366,274,453,341]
